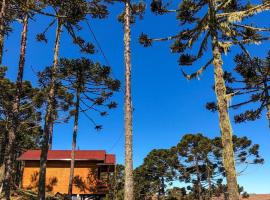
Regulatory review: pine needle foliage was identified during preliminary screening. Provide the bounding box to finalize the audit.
[140,0,270,79]
[0,67,43,186]
[207,51,270,127]
[128,133,263,200]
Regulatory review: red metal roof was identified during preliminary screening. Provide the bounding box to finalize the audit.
[105,154,116,164]
[17,150,115,164]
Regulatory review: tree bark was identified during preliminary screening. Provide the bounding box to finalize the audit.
[208,1,239,200]
[49,123,53,150]
[17,14,28,90]
[49,113,57,150]
[68,90,80,195]
[263,81,270,128]
[195,158,203,200]
[206,163,212,200]
[0,0,7,64]
[0,130,7,165]
[3,13,29,200]
[38,19,62,200]
[123,1,134,200]
[160,176,165,198]
[211,36,239,200]
[0,164,4,194]
[267,104,270,128]
[212,44,239,200]
[212,42,239,200]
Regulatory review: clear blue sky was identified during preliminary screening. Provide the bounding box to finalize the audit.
[3,2,270,194]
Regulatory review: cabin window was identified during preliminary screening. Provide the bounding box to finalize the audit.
[98,166,108,181]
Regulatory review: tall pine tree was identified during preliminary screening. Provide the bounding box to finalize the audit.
[2,0,39,198]
[56,58,120,195]
[37,17,62,200]
[0,0,7,64]
[140,1,270,199]
[0,67,43,197]
[119,1,145,199]
[123,2,133,199]
[35,1,112,198]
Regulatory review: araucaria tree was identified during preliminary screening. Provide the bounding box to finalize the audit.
[57,58,120,195]
[139,1,270,199]
[123,2,133,199]
[0,0,7,64]
[2,0,38,198]
[176,134,212,200]
[120,1,145,199]
[176,133,263,200]
[130,133,263,200]
[0,67,43,197]
[207,51,270,127]
[36,0,109,150]
[35,1,110,198]
[37,63,74,197]
[134,149,179,200]
[37,17,62,200]
[0,0,26,64]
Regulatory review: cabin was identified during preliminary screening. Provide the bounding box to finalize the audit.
[18,150,115,199]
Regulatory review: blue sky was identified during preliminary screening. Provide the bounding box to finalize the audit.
[3,2,270,194]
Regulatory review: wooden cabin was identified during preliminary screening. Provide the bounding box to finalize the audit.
[18,150,115,198]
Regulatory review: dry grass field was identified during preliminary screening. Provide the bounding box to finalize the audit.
[212,194,270,200]
[243,194,270,200]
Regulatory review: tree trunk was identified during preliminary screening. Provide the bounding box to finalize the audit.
[208,1,239,200]
[17,14,28,92]
[3,13,29,200]
[38,19,62,200]
[267,104,270,128]
[0,0,7,64]
[210,38,239,200]
[195,159,203,200]
[161,176,166,196]
[206,163,212,200]
[263,81,270,128]
[0,164,4,194]
[49,125,53,150]
[0,130,7,165]
[123,1,134,200]
[211,43,239,200]
[0,130,6,194]
[49,113,56,150]
[68,90,80,195]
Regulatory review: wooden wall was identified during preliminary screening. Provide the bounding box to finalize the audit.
[21,160,107,195]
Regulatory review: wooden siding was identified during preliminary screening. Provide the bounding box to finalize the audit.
[22,160,109,195]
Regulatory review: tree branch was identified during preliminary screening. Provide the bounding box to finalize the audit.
[217,2,270,22]
[181,58,214,80]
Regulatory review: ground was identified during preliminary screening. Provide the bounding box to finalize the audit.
[212,194,270,200]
